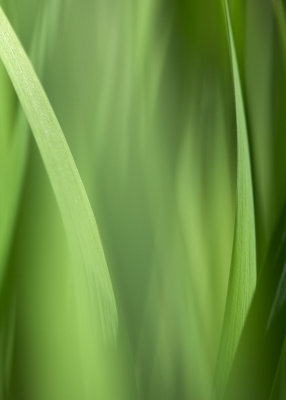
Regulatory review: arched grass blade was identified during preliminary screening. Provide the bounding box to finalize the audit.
[0,5,56,395]
[0,6,117,345]
[214,0,257,396]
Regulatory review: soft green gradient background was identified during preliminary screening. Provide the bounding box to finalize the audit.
[0,0,286,399]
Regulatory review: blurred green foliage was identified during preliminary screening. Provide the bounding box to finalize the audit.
[1,0,286,399]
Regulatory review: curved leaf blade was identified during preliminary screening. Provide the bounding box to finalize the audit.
[215,1,256,396]
[224,202,286,399]
[0,7,118,342]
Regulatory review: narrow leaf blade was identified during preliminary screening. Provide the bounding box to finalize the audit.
[0,7,118,342]
[215,1,257,395]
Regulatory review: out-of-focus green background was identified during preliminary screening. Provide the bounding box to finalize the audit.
[1,0,286,399]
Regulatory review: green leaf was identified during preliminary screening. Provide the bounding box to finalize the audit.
[214,0,256,396]
[0,7,52,395]
[0,6,117,345]
[0,1,46,284]
[222,201,286,399]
